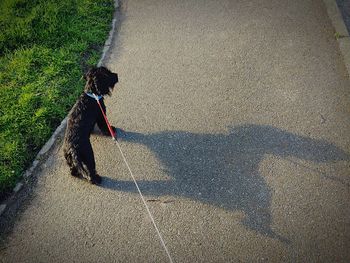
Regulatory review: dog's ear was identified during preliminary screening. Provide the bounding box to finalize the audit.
[84,67,99,93]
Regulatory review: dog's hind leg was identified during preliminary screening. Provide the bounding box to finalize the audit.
[71,154,94,183]
[64,150,81,178]
[80,143,102,185]
[64,147,89,179]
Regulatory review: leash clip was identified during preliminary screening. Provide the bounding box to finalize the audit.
[92,93,100,101]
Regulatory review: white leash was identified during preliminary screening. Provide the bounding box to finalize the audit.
[92,94,173,262]
[113,138,174,263]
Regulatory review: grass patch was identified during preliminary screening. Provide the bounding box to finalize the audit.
[0,0,115,198]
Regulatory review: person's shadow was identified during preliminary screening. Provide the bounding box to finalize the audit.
[101,124,349,243]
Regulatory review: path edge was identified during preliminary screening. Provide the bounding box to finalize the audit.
[323,0,350,77]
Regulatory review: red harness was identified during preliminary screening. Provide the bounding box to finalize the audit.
[92,94,117,140]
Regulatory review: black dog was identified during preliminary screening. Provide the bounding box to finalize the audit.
[63,66,118,184]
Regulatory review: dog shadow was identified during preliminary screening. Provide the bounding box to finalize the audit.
[100,124,349,243]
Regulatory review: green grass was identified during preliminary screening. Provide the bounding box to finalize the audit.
[0,0,115,197]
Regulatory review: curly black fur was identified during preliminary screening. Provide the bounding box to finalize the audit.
[63,66,118,184]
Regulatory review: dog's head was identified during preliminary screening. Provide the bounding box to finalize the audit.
[84,66,118,96]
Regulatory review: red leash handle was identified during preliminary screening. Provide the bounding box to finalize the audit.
[93,95,116,140]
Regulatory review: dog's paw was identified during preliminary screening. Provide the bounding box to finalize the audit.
[70,168,79,177]
[90,174,102,185]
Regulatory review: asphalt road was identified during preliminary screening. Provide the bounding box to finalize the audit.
[1,0,350,262]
